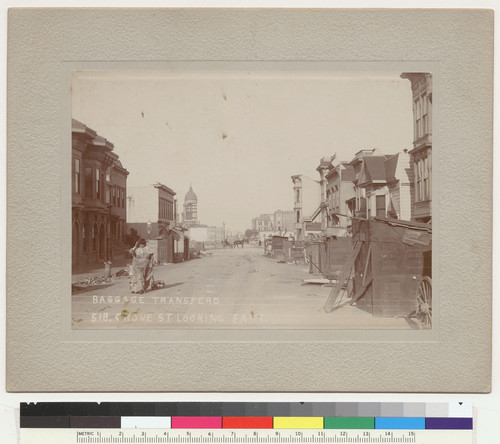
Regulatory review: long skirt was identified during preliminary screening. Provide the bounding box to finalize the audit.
[129,258,153,293]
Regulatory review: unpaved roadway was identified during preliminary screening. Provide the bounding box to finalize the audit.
[72,246,411,329]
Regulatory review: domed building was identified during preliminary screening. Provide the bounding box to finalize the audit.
[182,185,198,227]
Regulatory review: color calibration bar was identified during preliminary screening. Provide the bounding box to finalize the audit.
[116,415,472,430]
[20,402,473,430]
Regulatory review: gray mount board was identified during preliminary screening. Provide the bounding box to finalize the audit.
[6,9,492,392]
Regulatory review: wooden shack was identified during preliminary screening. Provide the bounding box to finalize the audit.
[323,237,353,279]
[271,235,288,259]
[307,237,352,277]
[351,217,431,317]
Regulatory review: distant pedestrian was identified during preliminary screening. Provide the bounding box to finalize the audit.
[129,238,154,294]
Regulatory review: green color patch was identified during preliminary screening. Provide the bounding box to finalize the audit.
[324,417,375,429]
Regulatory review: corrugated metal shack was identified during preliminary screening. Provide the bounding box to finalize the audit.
[351,217,432,317]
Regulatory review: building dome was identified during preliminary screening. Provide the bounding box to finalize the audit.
[185,185,197,202]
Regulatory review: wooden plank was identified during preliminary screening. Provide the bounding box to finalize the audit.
[350,277,373,305]
[308,256,322,273]
[324,241,362,313]
[361,243,372,288]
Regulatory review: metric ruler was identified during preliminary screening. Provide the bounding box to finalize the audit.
[20,428,473,444]
[19,402,474,444]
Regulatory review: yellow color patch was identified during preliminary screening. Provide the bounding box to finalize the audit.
[273,417,324,429]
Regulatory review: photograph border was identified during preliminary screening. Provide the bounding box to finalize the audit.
[7,8,492,392]
[65,60,437,339]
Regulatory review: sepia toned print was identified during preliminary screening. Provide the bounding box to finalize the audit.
[71,70,432,330]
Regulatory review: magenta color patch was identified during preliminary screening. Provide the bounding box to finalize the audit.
[171,417,222,429]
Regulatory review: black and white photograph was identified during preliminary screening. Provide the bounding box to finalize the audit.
[71,69,433,330]
[6,6,493,396]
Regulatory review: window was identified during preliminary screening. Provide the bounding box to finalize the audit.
[415,98,422,138]
[359,198,367,212]
[112,187,116,206]
[121,189,124,208]
[426,158,430,198]
[422,94,428,135]
[416,161,422,202]
[84,167,92,198]
[376,195,386,218]
[74,159,80,194]
[296,210,300,223]
[92,223,97,251]
[106,185,110,204]
[95,168,101,200]
[296,189,300,202]
[423,157,430,200]
[106,168,111,182]
[82,225,87,253]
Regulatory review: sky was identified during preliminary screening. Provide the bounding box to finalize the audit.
[72,70,414,233]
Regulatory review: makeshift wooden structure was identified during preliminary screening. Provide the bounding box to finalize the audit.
[290,244,306,264]
[271,235,288,260]
[147,228,189,264]
[324,217,432,327]
[306,237,352,277]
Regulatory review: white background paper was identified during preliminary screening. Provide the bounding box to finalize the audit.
[0,0,498,443]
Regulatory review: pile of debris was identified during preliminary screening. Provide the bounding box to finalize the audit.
[77,276,112,286]
[72,275,115,294]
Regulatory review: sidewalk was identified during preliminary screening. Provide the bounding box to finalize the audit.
[72,256,132,284]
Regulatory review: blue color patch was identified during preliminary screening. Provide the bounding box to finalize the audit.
[375,417,425,429]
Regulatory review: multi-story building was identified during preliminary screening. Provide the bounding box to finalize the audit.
[348,149,379,219]
[314,154,356,236]
[384,150,413,221]
[252,214,274,232]
[348,149,413,221]
[401,72,432,222]
[291,174,321,240]
[325,160,356,235]
[72,119,129,267]
[127,182,176,239]
[316,156,336,231]
[189,225,225,245]
[273,210,295,235]
[182,185,199,227]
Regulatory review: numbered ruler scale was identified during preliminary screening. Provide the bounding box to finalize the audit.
[21,428,473,444]
[19,403,474,444]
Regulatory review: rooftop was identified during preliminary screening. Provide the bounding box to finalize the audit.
[185,185,197,202]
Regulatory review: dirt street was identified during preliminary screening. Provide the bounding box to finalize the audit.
[72,246,411,329]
